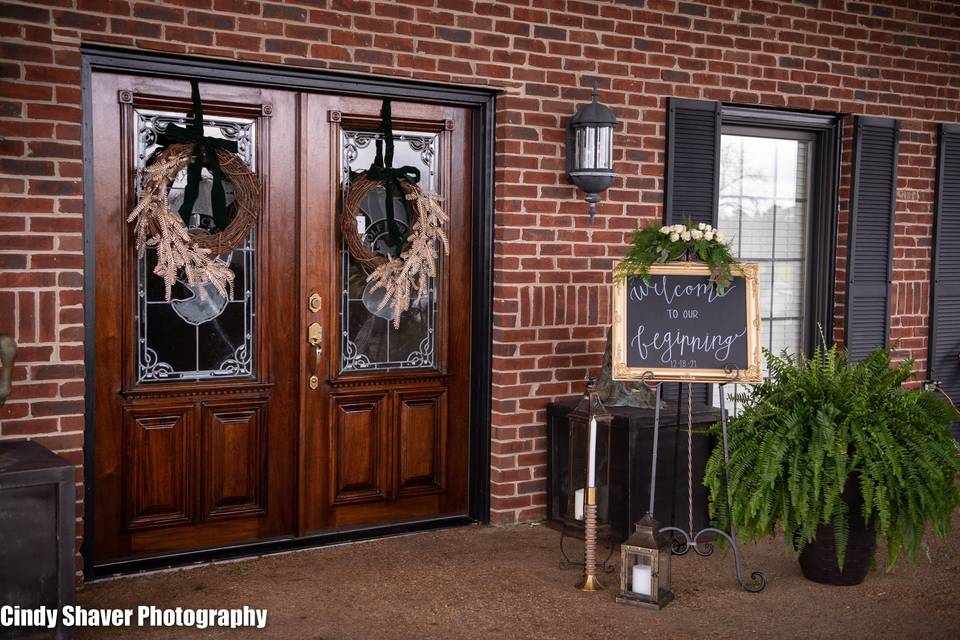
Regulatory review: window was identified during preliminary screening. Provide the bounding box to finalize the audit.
[664,100,840,409]
[338,128,440,372]
[712,112,840,411]
[718,129,815,359]
[134,109,257,383]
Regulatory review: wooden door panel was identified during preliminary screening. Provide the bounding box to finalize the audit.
[92,72,299,565]
[122,403,195,530]
[329,392,389,505]
[201,399,267,519]
[396,389,446,497]
[300,94,473,534]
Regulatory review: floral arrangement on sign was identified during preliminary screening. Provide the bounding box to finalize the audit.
[614,220,737,291]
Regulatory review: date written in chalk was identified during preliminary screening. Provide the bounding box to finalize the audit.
[0,605,268,630]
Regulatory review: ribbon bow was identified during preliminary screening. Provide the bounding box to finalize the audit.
[160,79,238,230]
[368,99,420,255]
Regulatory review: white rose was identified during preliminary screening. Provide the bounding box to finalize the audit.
[698,222,707,231]
[673,224,685,234]
[715,231,725,242]
[669,232,680,242]
[681,230,691,241]
[690,229,703,239]
[660,226,671,234]
[704,230,715,241]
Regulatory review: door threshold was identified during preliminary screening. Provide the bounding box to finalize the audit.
[87,514,475,582]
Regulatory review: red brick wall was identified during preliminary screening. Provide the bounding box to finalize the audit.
[1,2,958,565]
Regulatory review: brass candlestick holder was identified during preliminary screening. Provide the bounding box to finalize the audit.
[576,486,603,591]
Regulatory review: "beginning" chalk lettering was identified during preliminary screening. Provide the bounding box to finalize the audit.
[630,325,747,364]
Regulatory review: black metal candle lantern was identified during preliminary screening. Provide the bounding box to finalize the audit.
[616,513,674,609]
[566,378,613,591]
[563,379,613,526]
[565,83,617,222]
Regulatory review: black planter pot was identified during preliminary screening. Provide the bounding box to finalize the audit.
[798,477,877,585]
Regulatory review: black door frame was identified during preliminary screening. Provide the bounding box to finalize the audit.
[80,45,495,578]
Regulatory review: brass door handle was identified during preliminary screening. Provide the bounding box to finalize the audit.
[0,334,17,406]
[307,322,322,389]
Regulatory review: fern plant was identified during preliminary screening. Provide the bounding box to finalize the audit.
[704,344,960,570]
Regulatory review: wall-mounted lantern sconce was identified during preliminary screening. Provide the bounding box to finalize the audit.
[566,83,617,222]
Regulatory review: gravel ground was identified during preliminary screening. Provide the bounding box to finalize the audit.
[77,519,960,640]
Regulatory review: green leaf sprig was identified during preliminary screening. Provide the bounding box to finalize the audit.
[614,220,738,291]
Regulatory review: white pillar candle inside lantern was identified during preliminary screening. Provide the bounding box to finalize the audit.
[631,563,653,596]
[574,488,585,520]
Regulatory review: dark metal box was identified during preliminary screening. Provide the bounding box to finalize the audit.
[547,399,718,541]
[0,440,75,640]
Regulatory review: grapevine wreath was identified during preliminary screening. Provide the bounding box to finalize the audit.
[340,100,449,328]
[127,80,261,302]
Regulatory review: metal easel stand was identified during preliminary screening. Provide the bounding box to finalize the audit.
[641,373,766,593]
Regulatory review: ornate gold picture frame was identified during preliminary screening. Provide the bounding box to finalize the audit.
[611,262,763,383]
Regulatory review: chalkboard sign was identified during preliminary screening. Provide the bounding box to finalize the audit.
[612,262,762,383]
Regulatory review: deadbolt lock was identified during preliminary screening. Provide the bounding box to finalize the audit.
[308,293,322,313]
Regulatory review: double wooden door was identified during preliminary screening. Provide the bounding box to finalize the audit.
[90,73,473,567]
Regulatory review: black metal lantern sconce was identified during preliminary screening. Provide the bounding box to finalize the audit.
[566,82,617,222]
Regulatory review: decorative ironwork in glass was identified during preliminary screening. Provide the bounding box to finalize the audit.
[340,129,440,373]
[133,109,257,383]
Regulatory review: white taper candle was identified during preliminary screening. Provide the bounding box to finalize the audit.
[587,416,597,487]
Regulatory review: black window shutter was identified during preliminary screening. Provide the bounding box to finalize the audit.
[663,98,721,404]
[929,123,960,436]
[665,97,721,227]
[844,116,899,361]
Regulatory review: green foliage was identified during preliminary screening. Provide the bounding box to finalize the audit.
[704,345,960,571]
[613,220,738,291]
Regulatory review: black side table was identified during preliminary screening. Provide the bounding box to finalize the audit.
[547,398,719,541]
[0,440,76,640]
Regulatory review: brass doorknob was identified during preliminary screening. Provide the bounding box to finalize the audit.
[307,322,322,390]
[0,334,17,406]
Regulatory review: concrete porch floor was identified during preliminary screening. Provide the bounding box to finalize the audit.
[79,521,960,639]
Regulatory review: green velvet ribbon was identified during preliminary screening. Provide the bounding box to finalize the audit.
[160,79,238,230]
[368,99,420,256]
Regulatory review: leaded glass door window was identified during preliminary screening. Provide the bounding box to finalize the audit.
[133,110,257,382]
[339,129,440,373]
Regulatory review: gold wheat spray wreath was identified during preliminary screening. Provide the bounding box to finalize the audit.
[127,142,261,301]
[340,172,449,328]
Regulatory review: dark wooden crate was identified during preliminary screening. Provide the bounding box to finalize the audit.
[0,441,76,640]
